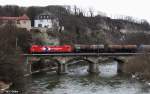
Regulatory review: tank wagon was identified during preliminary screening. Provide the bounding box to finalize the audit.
[74,44,104,52]
[107,45,137,53]
[138,45,150,52]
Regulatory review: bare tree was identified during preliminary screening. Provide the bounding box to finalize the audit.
[89,7,94,17]
[0,24,28,92]
[73,5,78,16]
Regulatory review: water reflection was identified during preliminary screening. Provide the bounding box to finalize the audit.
[29,61,150,94]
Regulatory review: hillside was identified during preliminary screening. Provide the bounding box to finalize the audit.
[0,5,150,45]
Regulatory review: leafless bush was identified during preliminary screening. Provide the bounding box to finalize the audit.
[0,24,28,92]
[123,55,150,80]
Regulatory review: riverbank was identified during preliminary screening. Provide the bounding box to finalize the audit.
[0,81,12,93]
[123,55,150,81]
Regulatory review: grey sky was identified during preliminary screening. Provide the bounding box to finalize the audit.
[0,0,150,22]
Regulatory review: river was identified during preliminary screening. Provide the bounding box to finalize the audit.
[28,61,150,94]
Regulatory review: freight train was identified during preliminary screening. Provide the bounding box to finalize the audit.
[30,44,150,53]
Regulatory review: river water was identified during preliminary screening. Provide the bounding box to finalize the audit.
[28,61,150,94]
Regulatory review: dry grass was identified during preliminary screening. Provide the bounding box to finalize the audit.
[123,54,150,80]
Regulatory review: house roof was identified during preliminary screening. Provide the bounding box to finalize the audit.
[0,14,30,20]
[35,11,57,19]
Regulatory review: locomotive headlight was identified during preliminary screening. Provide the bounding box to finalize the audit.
[42,47,46,51]
[48,48,51,51]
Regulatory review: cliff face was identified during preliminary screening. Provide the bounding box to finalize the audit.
[50,14,150,45]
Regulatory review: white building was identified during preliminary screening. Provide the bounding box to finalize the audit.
[34,11,59,29]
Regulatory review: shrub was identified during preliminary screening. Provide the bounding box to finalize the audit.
[123,55,150,80]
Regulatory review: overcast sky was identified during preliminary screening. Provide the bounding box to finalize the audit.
[0,0,150,22]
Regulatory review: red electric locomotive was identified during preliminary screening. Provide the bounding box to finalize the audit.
[30,45,45,53]
[30,45,73,53]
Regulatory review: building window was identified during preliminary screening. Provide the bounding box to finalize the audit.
[17,20,20,24]
[40,16,43,19]
[38,24,42,27]
[44,25,48,28]
[23,21,26,24]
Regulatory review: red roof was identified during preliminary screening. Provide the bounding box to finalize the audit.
[0,14,30,20]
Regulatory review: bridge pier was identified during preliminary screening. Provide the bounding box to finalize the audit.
[117,60,124,74]
[27,63,32,74]
[25,56,32,74]
[88,62,99,74]
[57,63,67,74]
[117,62,124,74]
[87,57,100,74]
[55,57,69,74]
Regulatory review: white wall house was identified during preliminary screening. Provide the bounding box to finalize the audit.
[34,11,59,29]
[34,19,52,28]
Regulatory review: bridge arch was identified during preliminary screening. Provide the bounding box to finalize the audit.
[103,57,125,73]
[65,57,99,74]
[66,57,95,66]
